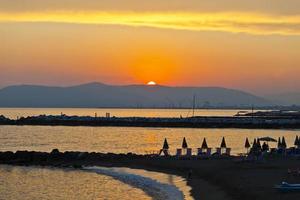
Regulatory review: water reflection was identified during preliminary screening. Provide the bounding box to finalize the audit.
[0,125,298,155]
[0,165,151,200]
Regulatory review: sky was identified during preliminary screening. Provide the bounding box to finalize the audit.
[1,0,300,95]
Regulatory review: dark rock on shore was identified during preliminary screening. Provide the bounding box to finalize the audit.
[0,115,12,125]
[0,151,14,160]
[0,149,155,167]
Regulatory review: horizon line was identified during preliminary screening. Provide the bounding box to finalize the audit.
[0,81,248,90]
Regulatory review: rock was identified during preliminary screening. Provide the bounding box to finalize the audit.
[49,149,62,160]
[0,151,14,161]
[78,152,88,159]
[31,152,48,161]
[63,151,80,160]
[15,151,32,161]
[51,149,60,155]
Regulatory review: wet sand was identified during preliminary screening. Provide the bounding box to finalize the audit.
[1,151,300,200]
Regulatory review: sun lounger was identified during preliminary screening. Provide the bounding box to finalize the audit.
[225,148,231,155]
[206,148,212,156]
[186,148,192,157]
[176,149,182,157]
[197,148,212,157]
[163,149,169,156]
[216,148,222,155]
[197,148,203,156]
[159,149,169,156]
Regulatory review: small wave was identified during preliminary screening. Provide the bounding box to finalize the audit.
[83,166,185,200]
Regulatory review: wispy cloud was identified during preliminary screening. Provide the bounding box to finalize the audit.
[1,11,300,35]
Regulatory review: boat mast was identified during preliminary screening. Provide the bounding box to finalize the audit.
[192,94,196,117]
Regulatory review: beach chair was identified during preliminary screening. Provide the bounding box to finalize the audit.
[206,148,212,156]
[176,149,182,157]
[186,148,192,157]
[163,149,169,156]
[197,148,203,156]
[159,149,169,156]
[270,148,276,154]
[216,148,222,155]
[158,149,162,156]
[277,148,284,155]
[225,148,231,156]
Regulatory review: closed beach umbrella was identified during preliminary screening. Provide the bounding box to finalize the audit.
[201,138,208,149]
[163,138,169,150]
[253,138,257,148]
[220,137,227,148]
[182,137,188,149]
[281,136,287,148]
[294,136,299,146]
[257,138,262,149]
[277,137,282,148]
[245,138,251,149]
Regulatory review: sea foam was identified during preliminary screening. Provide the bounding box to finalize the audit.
[83,166,186,200]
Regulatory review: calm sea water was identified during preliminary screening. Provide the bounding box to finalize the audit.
[0,108,298,200]
[0,108,298,155]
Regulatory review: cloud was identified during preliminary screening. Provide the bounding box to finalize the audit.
[1,11,300,36]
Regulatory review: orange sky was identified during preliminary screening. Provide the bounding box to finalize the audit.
[0,0,300,95]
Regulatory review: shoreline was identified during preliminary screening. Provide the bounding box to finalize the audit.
[0,164,192,200]
[0,151,230,200]
[1,150,300,200]
[82,166,193,200]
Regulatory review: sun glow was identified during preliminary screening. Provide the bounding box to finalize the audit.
[147,81,157,86]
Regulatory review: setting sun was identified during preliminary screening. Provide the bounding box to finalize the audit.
[147,81,157,86]
[1,1,300,200]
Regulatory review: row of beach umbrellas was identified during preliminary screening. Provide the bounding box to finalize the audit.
[163,135,300,150]
[249,136,299,148]
[243,135,300,150]
[162,137,227,150]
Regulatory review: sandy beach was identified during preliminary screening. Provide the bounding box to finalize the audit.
[1,151,300,200]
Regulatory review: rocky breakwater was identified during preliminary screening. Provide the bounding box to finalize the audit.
[1,114,300,128]
[0,115,12,125]
[0,149,166,168]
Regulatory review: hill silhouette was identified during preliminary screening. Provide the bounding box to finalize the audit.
[0,82,273,108]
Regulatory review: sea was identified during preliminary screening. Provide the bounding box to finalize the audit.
[0,108,299,200]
